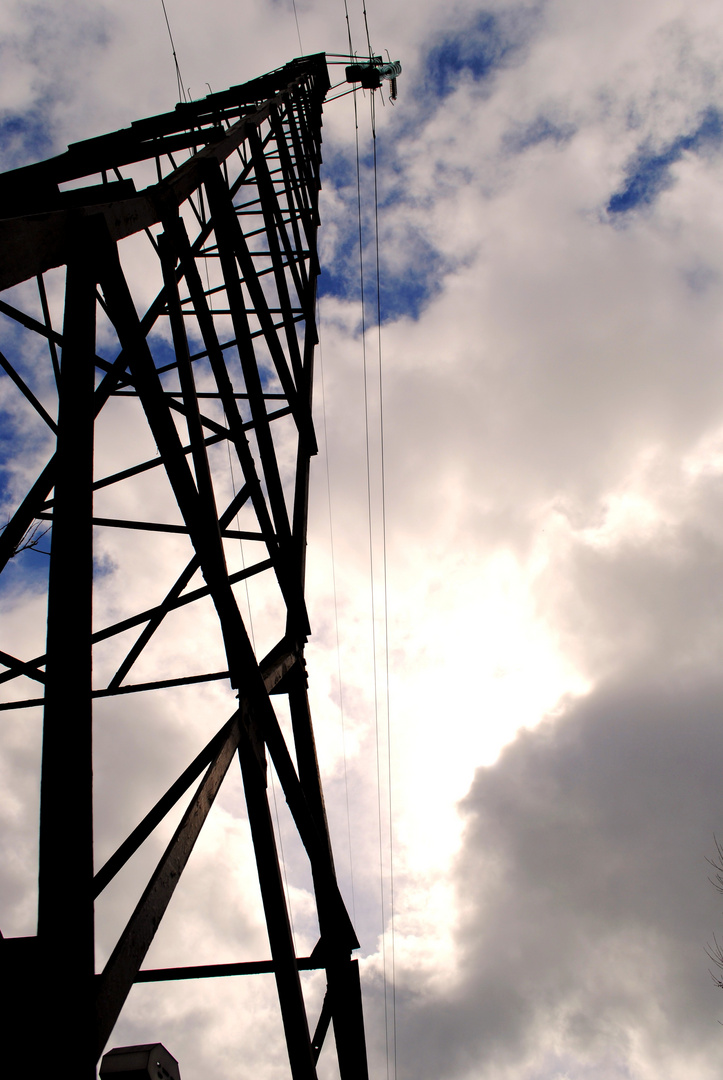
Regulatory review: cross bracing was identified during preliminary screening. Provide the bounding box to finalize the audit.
[0,53,368,1080]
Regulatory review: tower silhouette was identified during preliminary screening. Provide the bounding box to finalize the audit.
[0,54,368,1080]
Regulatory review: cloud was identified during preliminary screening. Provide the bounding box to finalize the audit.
[395,671,723,1080]
[422,5,542,100]
[5,2,723,1080]
[502,112,577,153]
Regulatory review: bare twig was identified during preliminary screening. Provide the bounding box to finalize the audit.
[706,837,723,989]
[0,519,51,556]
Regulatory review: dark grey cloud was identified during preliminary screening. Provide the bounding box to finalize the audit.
[378,474,723,1078]
[393,673,723,1079]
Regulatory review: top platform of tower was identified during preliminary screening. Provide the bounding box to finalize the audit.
[0,53,330,289]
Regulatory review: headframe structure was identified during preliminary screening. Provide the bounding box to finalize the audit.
[0,54,369,1079]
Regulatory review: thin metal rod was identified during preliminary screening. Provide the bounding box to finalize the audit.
[0,350,57,432]
[135,956,323,982]
[96,715,244,1052]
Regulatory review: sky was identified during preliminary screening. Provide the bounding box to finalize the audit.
[2,1,723,1079]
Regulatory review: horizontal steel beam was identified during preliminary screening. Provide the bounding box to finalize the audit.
[134,956,323,982]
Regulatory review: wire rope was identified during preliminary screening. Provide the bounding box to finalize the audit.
[341,0,355,59]
[337,0,397,1070]
[291,0,304,54]
[158,0,188,104]
[350,63,393,1080]
[370,88,397,1080]
[361,0,374,59]
[318,312,358,923]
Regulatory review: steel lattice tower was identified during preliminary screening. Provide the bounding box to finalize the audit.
[0,54,368,1080]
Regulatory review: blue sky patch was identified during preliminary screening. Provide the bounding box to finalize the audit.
[318,211,443,326]
[0,110,55,172]
[319,141,445,324]
[608,107,723,215]
[0,545,50,602]
[0,445,52,599]
[379,240,444,322]
[318,243,442,325]
[423,6,541,99]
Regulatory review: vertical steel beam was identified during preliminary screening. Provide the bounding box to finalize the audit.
[288,674,371,1080]
[237,728,318,1080]
[37,217,98,1076]
[327,959,370,1080]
